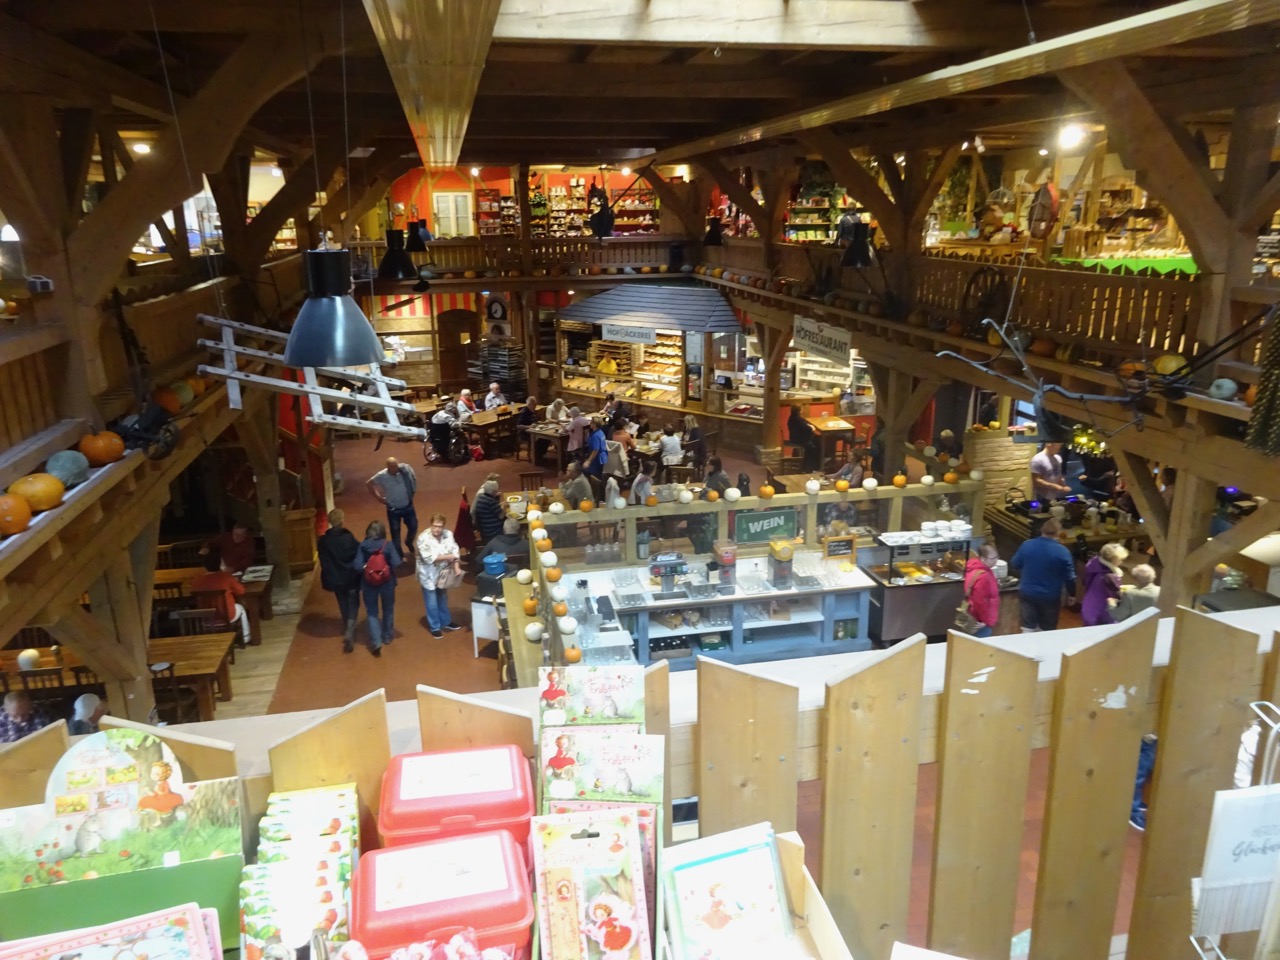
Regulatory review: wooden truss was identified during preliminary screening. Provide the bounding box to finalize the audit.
[194,314,427,440]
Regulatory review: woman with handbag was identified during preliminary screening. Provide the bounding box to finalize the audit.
[959,543,1001,637]
[416,513,464,639]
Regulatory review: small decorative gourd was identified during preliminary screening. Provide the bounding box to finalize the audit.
[9,473,64,512]
[46,450,90,488]
[78,430,125,466]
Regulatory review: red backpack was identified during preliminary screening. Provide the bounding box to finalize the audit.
[362,542,392,586]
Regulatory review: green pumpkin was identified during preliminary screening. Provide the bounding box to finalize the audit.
[169,380,195,407]
[46,450,90,487]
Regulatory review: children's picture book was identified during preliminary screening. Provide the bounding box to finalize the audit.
[539,731,664,811]
[661,823,792,960]
[532,810,652,960]
[539,666,646,731]
[545,802,658,941]
[1194,782,1280,935]
[0,903,213,960]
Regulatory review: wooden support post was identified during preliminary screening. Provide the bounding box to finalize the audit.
[1115,450,1169,560]
[1160,472,1218,611]
[1028,615,1157,960]
[517,162,533,275]
[928,634,1038,960]
[238,392,291,593]
[129,517,161,637]
[415,684,535,758]
[822,636,926,960]
[1128,607,1258,960]
[695,155,769,235]
[57,107,96,236]
[755,320,792,459]
[696,657,799,836]
[794,127,903,249]
[644,661,673,846]
[758,162,799,273]
[268,689,391,851]
[963,153,980,223]
[639,166,701,239]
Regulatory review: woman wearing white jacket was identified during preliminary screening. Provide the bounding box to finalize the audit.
[415,513,463,639]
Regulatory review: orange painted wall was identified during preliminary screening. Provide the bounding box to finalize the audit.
[387,166,512,232]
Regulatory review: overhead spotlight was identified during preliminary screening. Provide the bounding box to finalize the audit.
[961,141,969,151]
[1058,123,1086,150]
[132,143,151,155]
[621,166,631,176]
[1038,148,1049,157]
[469,166,480,176]
[271,166,283,177]
[567,290,575,296]
[895,154,905,165]
[974,136,985,154]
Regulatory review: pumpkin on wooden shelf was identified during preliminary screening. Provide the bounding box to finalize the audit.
[705,489,720,502]
[535,538,554,553]
[758,484,775,499]
[46,450,89,488]
[1028,338,1057,358]
[892,472,908,488]
[169,380,195,407]
[945,321,965,338]
[545,567,563,582]
[522,596,539,616]
[1153,354,1188,377]
[184,375,208,397]
[0,493,32,536]
[834,479,850,492]
[1054,343,1079,364]
[552,601,569,618]
[152,385,183,415]
[942,470,959,484]
[78,430,125,466]
[9,473,65,512]
[579,499,594,513]
[1245,384,1258,406]
[563,645,583,663]
[645,495,659,507]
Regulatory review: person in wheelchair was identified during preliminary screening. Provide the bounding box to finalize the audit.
[427,405,471,465]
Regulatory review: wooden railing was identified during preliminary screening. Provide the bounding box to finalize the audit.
[404,235,686,276]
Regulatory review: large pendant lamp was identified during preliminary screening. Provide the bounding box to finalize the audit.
[405,220,427,253]
[282,248,384,368]
[377,228,418,281]
[840,220,873,268]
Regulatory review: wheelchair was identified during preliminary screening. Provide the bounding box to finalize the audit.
[425,421,471,466]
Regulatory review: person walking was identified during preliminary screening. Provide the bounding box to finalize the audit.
[318,508,362,653]
[582,415,609,487]
[352,520,402,657]
[1009,518,1077,632]
[1111,564,1161,621]
[416,513,463,639]
[1081,541,1128,627]
[366,457,419,559]
[962,543,1001,637]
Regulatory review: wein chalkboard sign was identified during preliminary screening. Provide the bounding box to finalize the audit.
[823,535,857,559]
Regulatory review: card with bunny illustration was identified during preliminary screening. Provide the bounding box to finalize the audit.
[532,810,652,960]
[540,731,664,812]
[538,666,646,731]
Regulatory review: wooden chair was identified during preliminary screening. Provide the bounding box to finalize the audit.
[70,665,104,692]
[703,430,720,459]
[170,608,239,664]
[778,454,806,473]
[21,667,66,694]
[158,538,206,569]
[150,662,199,725]
[519,470,546,492]
[150,596,195,637]
[490,410,518,458]
[668,464,696,485]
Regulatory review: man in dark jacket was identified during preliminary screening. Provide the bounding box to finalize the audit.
[472,479,506,544]
[318,508,362,653]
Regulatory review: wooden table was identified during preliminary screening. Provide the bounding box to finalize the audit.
[770,473,826,494]
[528,424,569,475]
[1,633,236,722]
[151,565,273,644]
[804,414,858,465]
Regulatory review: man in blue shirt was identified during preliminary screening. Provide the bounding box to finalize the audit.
[1009,518,1077,631]
[582,416,609,481]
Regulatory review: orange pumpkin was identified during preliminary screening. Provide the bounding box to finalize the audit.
[955,460,972,475]
[1245,384,1258,407]
[563,645,583,663]
[1116,360,1148,382]
[529,519,545,531]
[0,493,32,536]
[9,473,64,512]
[645,495,659,507]
[78,430,126,466]
[545,567,563,582]
[945,321,965,337]
[943,471,959,484]
[522,597,539,616]
[892,472,908,488]
[579,499,594,513]
[705,490,720,502]
[535,538,554,553]
[936,452,950,463]
[552,602,569,617]
[153,386,182,415]
[1028,338,1056,358]
[834,479,850,493]
[758,484,775,499]
[184,375,208,397]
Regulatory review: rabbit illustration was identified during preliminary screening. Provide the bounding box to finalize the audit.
[74,814,104,857]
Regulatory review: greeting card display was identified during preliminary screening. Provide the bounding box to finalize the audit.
[538,666,646,731]
[0,903,217,960]
[1193,782,1280,935]
[0,730,243,945]
[539,731,664,811]
[532,810,652,960]
[661,823,792,960]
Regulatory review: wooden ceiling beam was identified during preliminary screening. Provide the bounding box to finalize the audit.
[636,0,1280,165]
[465,124,707,140]
[7,0,335,33]
[476,62,824,99]
[491,0,1152,51]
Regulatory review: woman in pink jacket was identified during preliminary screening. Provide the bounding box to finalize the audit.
[962,543,1001,637]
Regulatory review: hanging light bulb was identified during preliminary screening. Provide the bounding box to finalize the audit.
[377,229,417,281]
[1038,148,1049,157]
[283,249,383,368]
[1058,124,1086,150]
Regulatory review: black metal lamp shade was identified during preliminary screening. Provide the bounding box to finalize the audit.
[377,229,418,280]
[283,249,384,368]
[406,220,428,253]
[840,220,873,268]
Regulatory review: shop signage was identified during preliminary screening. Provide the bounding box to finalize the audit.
[601,323,657,345]
[734,507,797,544]
[823,535,857,559]
[793,315,851,365]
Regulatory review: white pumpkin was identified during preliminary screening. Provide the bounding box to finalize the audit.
[1208,378,1239,401]
[921,474,936,486]
[524,622,544,642]
[550,585,569,602]
[613,497,628,510]
[516,568,533,584]
[923,445,938,458]
[678,489,695,504]
[526,508,543,522]
[558,616,579,635]
[530,527,549,542]
[969,468,985,481]
[805,479,821,495]
[549,501,566,515]
[539,550,559,568]
[724,487,741,502]
[862,477,878,491]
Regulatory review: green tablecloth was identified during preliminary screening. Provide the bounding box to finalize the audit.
[1052,256,1198,275]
